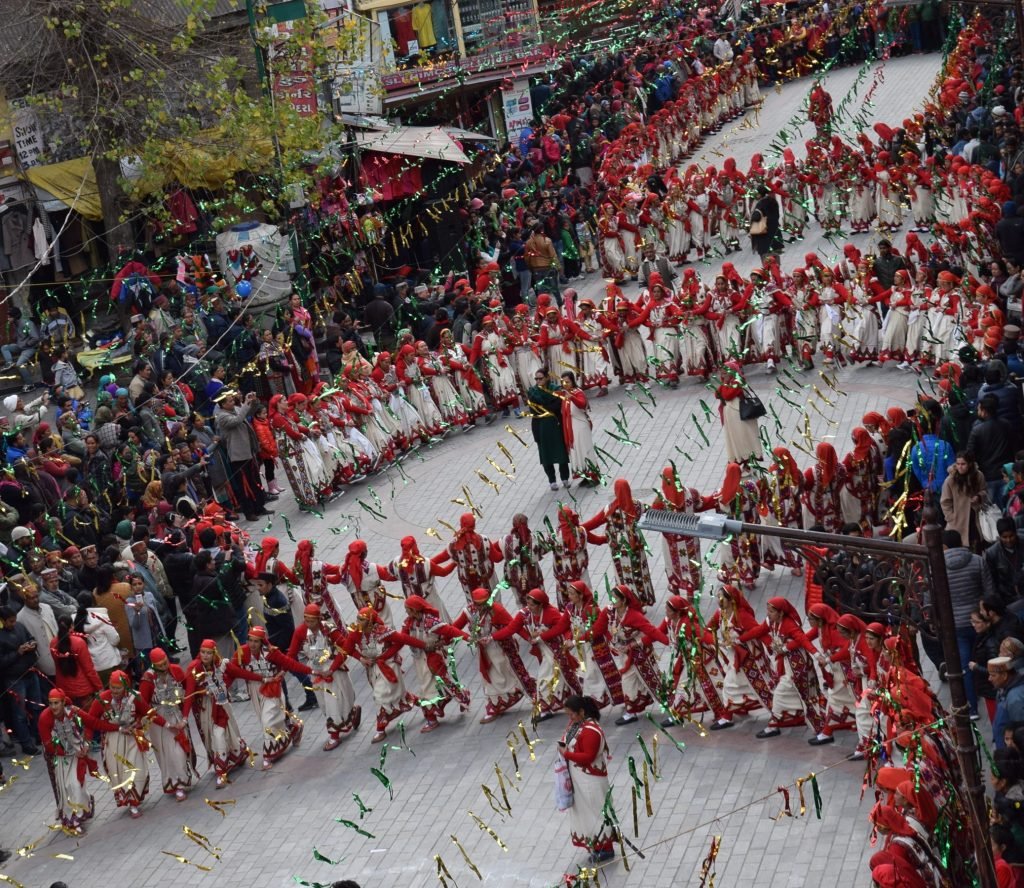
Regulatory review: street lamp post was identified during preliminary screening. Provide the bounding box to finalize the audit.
[636,508,997,888]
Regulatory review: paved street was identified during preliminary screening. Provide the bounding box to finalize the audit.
[1,51,949,888]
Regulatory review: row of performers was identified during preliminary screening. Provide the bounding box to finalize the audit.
[37,582,961,888]
[598,125,1006,281]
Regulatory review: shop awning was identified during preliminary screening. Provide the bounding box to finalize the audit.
[444,127,497,143]
[355,126,469,164]
[22,157,103,220]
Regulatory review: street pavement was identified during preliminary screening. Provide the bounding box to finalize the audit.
[1,50,950,888]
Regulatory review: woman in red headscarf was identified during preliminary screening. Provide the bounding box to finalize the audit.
[373,350,426,446]
[494,588,582,718]
[438,327,489,422]
[635,272,683,386]
[706,584,776,717]
[836,614,877,760]
[879,268,913,366]
[557,580,623,708]
[501,514,546,610]
[447,512,503,603]
[388,535,456,620]
[805,603,856,747]
[761,447,805,574]
[559,370,600,486]
[344,606,425,743]
[286,393,332,498]
[398,595,471,733]
[293,539,345,627]
[252,535,300,618]
[801,441,847,533]
[867,803,943,888]
[340,539,399,625]
[469,315,520,412]
[543,505,605,607]
[659,595,732,730]
[843,427,883,531]
[89,670,152,817]
[451,588,536,723]
[756,597,826,739]
[714,360,764,465]
[586,478,655,605]
[650,464,718,594]
[269,394,320,510]
[590,584,669,725]
[416,338,469,430]
[183,639,263,788]
[139,647,199,800]
[717,462,763,590]
[287,604,361,751]
[38,688,119,834]
[234,625,311,768]
[395,343,444,439]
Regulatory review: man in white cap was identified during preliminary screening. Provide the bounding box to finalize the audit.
[9,527,35,571]
[3,391,48,433]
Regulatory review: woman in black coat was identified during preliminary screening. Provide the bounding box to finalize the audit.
[750,185,782,258]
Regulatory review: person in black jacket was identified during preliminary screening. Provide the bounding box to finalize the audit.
[157,530,195,608]
[253,572,316,712]
[0,605,41,754]
[967,394,1015,508]
[984,518,1024,607]
[939,386,976,450]
[968,609,1002,722]
[179,547,246,659]
[750,185,782,258]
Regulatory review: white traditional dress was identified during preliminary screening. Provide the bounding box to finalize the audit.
[291,623,359,743]
[561,387,597,483]
[39,704,114,830]
[561,719,616,855]
[235,643,307,764]
[183,657,254,780]
[140,664,199,795]
[90,691,151,810]
[346,618,420,734]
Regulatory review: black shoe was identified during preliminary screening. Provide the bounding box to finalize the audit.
[244,513,260,522]
[808,735,834,746]
[614,713,638,726]
[660,716,678,728]
[938,662,948,683]
[257,507,275,516]
[0,742,14,756]
[709,720,734,731]
[847,750,866,761]
[537,711,556,722]
[20,743,39,756]
[0,850,10,865]
[298,698,319,712]
[755,727,781,738]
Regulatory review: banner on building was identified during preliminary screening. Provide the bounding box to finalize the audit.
[501,78,534,147]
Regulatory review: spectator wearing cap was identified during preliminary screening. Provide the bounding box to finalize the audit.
[2,390,48,432]
[991,656,1024,748]
[967,394,1015,508]
[213,390,272,523]
[9,526,35,567]
[0,306,40,391]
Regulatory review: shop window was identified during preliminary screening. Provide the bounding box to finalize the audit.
[458,0,539,57]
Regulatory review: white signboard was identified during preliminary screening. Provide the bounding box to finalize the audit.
[10,99,43,169]
[331,65,383,116]
[501,78,534,147]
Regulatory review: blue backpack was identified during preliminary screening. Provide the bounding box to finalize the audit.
[910,435,955,494]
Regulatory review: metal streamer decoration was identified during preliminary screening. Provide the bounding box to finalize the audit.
[698,836,722,888]
[160,851,214,872]
[772,786,793,820]
[468,811,509,851]
[434,854,455,887]
[312,848,345,866]
[334,818,376,839]
[450,834,483,879]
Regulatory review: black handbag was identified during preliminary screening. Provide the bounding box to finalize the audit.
[738,392,767,420]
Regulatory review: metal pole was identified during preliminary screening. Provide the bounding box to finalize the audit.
[920,518,997,888]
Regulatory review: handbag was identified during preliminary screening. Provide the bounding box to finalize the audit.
[554,758,574,811]
[978,503,1003,544]
[749,214,767,236]
[738,392,767,421]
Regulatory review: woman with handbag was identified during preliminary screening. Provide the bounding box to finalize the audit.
[749,184,780,259]
[940,452,988,551]
[714,359,764,465]
[558,694,617,864]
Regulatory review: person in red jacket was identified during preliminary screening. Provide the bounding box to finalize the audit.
[344,606,425,742]
[38,688,118,833]
[138,647,198,800]
[252,403,283,496]
[183,639,263,788]
[88,670,151,817]
[493,588,582,719]
[451,588,537,723]
[398,595,470,733]
[234,626,311,768]
[288,604,361,751]
[558,694,617,863]
[50,614,103,706]
[756,597,826,739]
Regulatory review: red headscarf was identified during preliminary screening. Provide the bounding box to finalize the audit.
[767,596,801,625]
[404,595,438,617]
[451,512,482,553]
[399,535,423,570]
[720,583,756,620]
[568,579,593,608]
[869,803,915,837]
[895,779,939,830]
[344,540,368,589]
[851,427,874,462]
[511,513,530,543]
[294,539,314,587]
[815,442,838,487]
[660,466,685,509]
[808,603,839,626]
[558,506,581,552]
[254,537,279,574]
[886,406,909,429]
[771,447,799,483]
[719,462,742,504]
[611,583,641,610]
[861,411,890,439]
[611,478,640,520]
